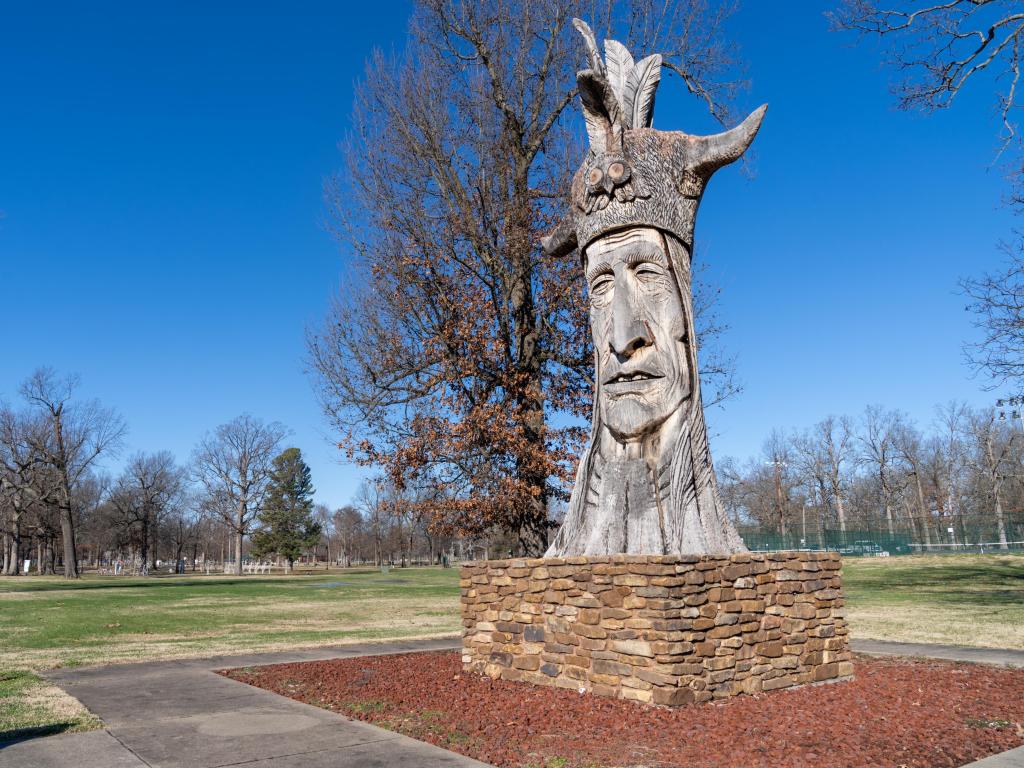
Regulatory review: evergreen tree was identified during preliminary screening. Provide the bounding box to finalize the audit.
[251,448,320,572]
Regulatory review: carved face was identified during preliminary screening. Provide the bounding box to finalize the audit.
[586,227,690,442]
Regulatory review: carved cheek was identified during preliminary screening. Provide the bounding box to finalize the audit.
[635,279,674,338]
[591,305,613,361]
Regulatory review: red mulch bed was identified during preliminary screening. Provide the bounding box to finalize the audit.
[221,650,1024,768]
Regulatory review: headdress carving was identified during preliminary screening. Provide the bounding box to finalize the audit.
[543,19,767,259]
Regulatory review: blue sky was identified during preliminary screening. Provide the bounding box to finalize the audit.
[1,2,1015,509]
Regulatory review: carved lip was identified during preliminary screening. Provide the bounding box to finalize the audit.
[603,370,664,386]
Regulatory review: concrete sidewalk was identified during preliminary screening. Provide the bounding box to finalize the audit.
[4,636,1023,768]
[1,637,482,768]
[851,638,1024,668]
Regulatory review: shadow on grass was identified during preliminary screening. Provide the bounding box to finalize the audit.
[0,721,82,747]
[0,570,441,594]
[0,578,262,593]
[846,561,1024,608]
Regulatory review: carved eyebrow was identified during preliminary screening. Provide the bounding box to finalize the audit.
[585,256,613,283]
[622,243,668,265]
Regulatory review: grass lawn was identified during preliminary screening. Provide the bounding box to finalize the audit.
[0,566,461,743]
[1,554,1021,743]
[842,552,1024,650]
[0,566,461,671]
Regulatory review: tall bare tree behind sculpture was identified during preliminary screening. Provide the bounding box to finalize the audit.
[308,0,748,553]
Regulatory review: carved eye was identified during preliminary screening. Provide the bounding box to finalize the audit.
[635,264,664,281]
[589,274,613,301]
[608,162,625,181]
[587,167,603,186]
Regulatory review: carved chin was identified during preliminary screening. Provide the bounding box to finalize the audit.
[601,393,684,442]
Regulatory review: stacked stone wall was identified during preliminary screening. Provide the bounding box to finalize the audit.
[461,552,851,705]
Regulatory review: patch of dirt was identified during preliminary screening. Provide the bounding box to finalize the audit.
[223,651,1024,768]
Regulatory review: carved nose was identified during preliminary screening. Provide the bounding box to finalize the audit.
[610,288,651,357]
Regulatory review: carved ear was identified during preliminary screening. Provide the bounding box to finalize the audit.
[573,18,626,153]
[578,70,625,154]
[690,104,768,176]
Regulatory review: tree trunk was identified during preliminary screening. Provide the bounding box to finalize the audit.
[4,518,20,575]
[150,516,158,569]
[985,434,1010,550]
[57,498,79,578]
[911,471,932,547]
[880,468,895,537]
[833,488,847,533]
[139,518,150,575]
[993,480,1009,550]
[774,465,787,539]
[39,540,52,575]
[52,408,80,579]
[234,499,245,575]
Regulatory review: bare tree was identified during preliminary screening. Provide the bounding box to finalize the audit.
[968,407,1016,549]
[934,400,971,543]
[832,1,1024,153]
[18,368,126,578]
[764,430,795,538]
[308,0,748,553]
[0,407,50,575]
[354,479,387,566]
[165,504,201,572]
[313,503,333,567]
[792,416,854,533]
[894,419,935,547]
[858,405,905,537]
[961,239,1024,385]
[108,452,185,572]
[191,415,287,575]
[332,504,364,567]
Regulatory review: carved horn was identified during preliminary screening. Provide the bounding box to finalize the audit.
[690,104,768,176]
[541,215,578,258]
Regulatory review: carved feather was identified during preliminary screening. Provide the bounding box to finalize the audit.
[623,53,662,129]
[572,18,605,77]
[603,38,634,118]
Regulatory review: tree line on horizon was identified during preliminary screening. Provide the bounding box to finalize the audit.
[0,368,465,578]
[718,402,1024,551]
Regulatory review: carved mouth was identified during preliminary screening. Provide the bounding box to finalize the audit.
[604,371,663,386]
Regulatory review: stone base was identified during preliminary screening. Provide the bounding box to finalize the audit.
[461,552,852,705]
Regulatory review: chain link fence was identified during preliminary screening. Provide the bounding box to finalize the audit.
[737,512,1024,556]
